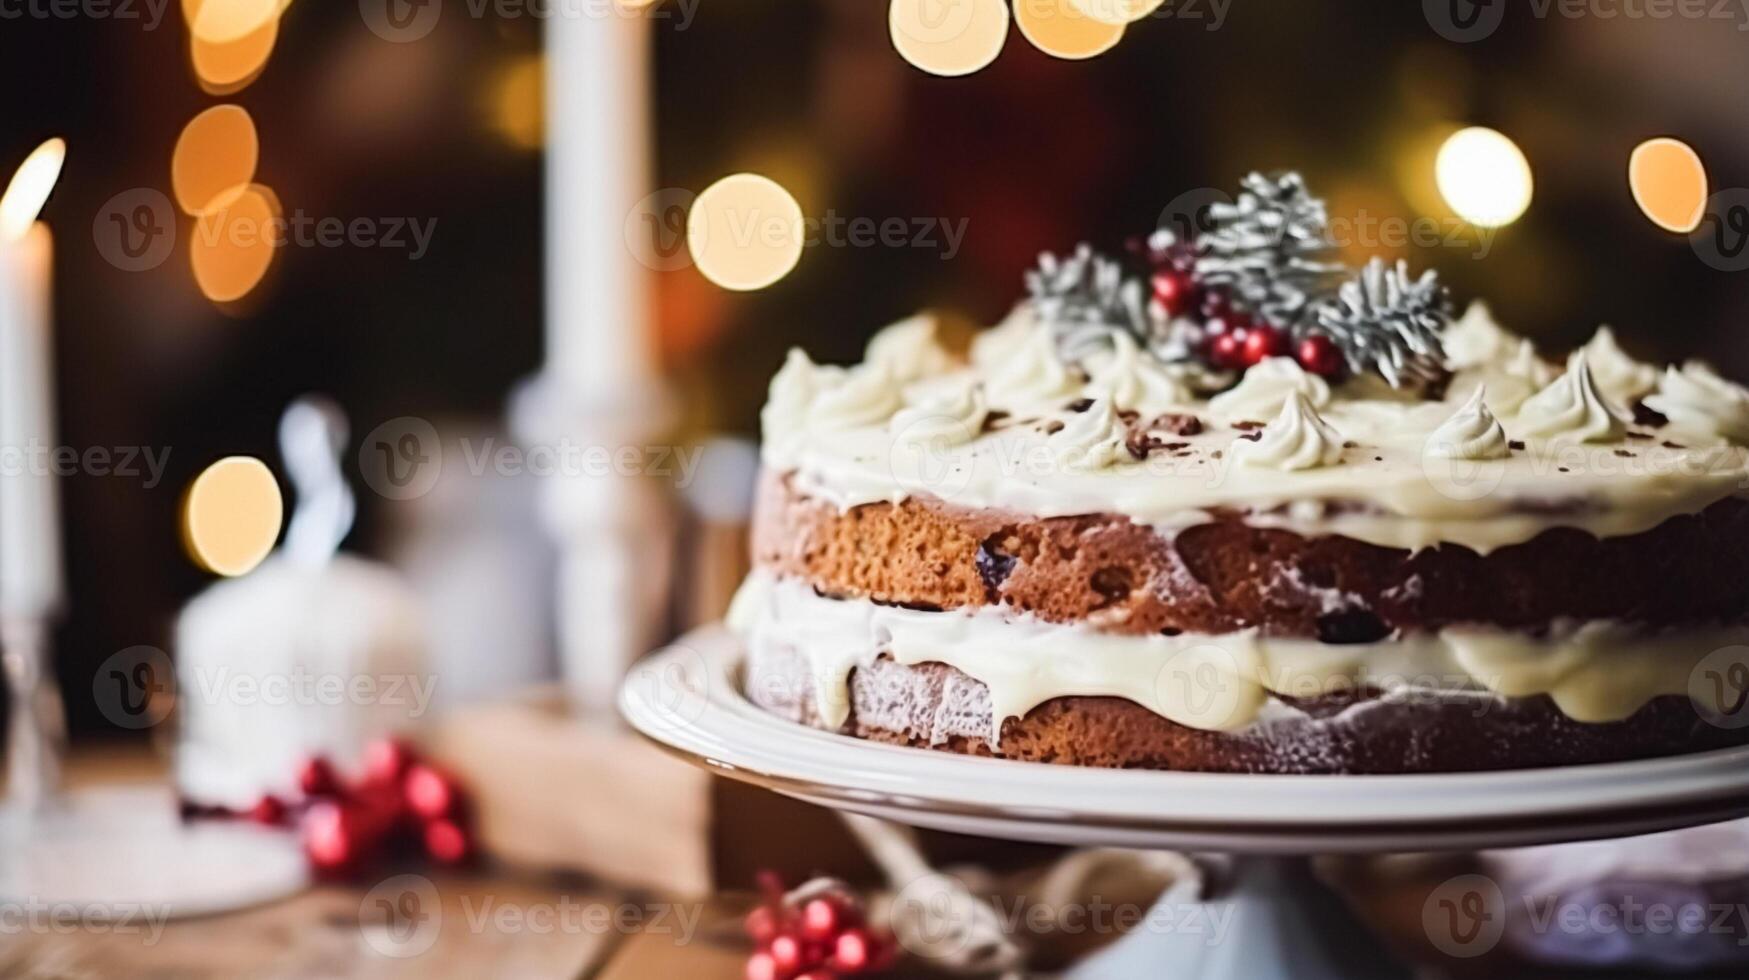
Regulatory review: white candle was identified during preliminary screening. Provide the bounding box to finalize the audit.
[546,0,655,392]
[0,139,65,622]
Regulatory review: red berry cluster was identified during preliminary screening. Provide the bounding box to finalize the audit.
[1132,238,1344,379]
[744,873,895,980]
[183,738,475,877]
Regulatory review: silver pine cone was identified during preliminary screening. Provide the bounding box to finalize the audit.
[1195,171,1346,326]
[1312,258,1452,388]
[1024,245,1150,363]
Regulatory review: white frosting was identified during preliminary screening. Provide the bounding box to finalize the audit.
[891,380,987,450]
[1425,386,1510,461]
[1050,398,1130,473]
[761,349,832,468]
[866,313,955,384]
[731,572,1749,741]
[1504,340,1559,388]
[985,317,1078,409]
[1583,326,1659,404]
[1443,301,1515,371]
[1512,351,1629,444]
[1083,331,1191,414]
[1645,361,1749,445]
[1207,356,1332,423]
[1236,392,1345,471]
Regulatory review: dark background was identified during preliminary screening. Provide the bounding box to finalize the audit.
[1,0,1746,737]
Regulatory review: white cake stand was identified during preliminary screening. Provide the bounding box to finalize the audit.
[620,628,1749,978]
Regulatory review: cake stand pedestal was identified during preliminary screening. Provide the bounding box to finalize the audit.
[620,627,1749,979]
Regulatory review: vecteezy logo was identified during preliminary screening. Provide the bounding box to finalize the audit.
[628,644,711,734]
[1155,186,1233,245]
[1151,643,1248,731]
[1422,873,1506,958]
[92,645,176,730]
[360,874,442,958]
[361,0,442,43]
[625,187,697,272]
[93,189,175,273]
[1424,0,1505,43]
[1692,189,1749,273]
[1689,645,1749,729]
[358,416,442,500]
[894,0,978,46]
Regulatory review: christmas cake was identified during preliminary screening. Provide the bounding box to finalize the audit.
[730,172,1749,773]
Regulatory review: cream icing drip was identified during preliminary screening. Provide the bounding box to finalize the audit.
[1645,361,1749,445]
[1083,331,1191,413]
[1512,351,1629,444]
[1207,356,1331,423]
[1236,391,1345,471]
[1050,398,1130,472]
[1425,386,1510,461]
[985,317,1078,409]
[731,572,1749,742]
[891,380,988,449]
[1583,326,1659,404]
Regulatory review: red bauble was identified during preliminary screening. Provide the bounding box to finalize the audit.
[302,801,360,871]
[792,972,835,980]
[248,795,288,826]
[297,756,341,798]
[745,905,781,947]
[832,928,888,972]
[424,818,472,865]
[1200,289,1232,319]
[1149,271,1195,318]
[403,764,457,820]
[744,951,782,980]
[1241,325,1289,366]
[1296,335,1345,377]
[363,739,416,785]
[768,934,805,974]
[1209,331,1246,370]
[801,896,853,940]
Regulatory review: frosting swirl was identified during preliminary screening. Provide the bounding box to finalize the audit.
[812,363,902,431]
[891,380,988,449]
[1513,351,1628,444]
[865,314,955,384]
[1236,391,1345,471]
[1049,398,1130,472]
[1645,361,1749,444]
[986,321,1078,409]
[1582,326,1658,404]
[1443,301,1514,371]
[1425,386,1510,460]
[1208,356,1331,424]
[761,349,833,465]
[1084,331,1191,414]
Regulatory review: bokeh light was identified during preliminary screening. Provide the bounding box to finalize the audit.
[1069,0,1165,24]
[1435,126,1533,228]
[188,0,280,45]
[487,54,544,150]
[889,0,1010,77]
[1629,137,1707,234]
[190,15,279,95]
[0,138,66,242]
[183,456,284,577]
[1015,0,1126,60]
[190,183,280,302]
[172,105,259,215]
[687,173,805,292]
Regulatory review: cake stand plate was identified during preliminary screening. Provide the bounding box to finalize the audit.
[621,627,1749,978]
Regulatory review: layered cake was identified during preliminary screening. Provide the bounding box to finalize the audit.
[730,173,1749,774]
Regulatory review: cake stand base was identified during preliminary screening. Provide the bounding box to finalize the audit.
[0,786,308,917]
[1068,857,1408,979]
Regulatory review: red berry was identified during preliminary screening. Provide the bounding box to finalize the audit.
[363,739,416,785]
[425,819,472,865]
[793,972,835,980]
[1201,290,1232,318]
[297,757,340,798]
[403,764,456,820]
[1242,325,1288,366]
[1150,271,1195,317]
[1297,335,1344,377]
[744,951,783,980]
[746,906,781,946]
[1209,332,1245,369]
[800,897,846,939]
[248,795,287,826]
[769,934,805,973]
[832,928,886,971]
[302,801,358,871]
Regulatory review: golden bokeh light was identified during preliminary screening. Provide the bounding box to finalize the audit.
[1015,0,1125,59]
[1629,137,1708,234]
[0,138,66,242]
[172,105,259,215]
[190,14,279,95]
[889,0,1010,77]
[1435,126,1533,228]
[1069,0,1165,24]
[190,183,280,303]
[183,456,284,577]
[687,173,805,292]
[189,0,280,45]
[487,54,544,150]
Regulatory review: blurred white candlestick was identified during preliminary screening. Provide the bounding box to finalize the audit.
[0,223,63,621]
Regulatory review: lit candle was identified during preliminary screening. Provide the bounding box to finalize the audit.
[0,139,67,621]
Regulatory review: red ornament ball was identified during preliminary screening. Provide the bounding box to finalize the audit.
[1209,331,1245,370]
[1296,335,1345,377]
[1241,325,1289,366]
[403,764,457,820]
[297,756,341,798]
[832,928,888,972]
[745,905,781,947]
[1149,271,1195,318]
[248,795,288,826]
[768,934,805,973]
[424,818,472,865]
[302,801,358,871]
[801,896,853,940]
[363,738,415,785]
[744,951,781,980]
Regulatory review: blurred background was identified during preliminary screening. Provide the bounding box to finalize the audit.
[1,0,1745,743]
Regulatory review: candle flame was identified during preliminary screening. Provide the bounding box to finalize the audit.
[0,138,66,243]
